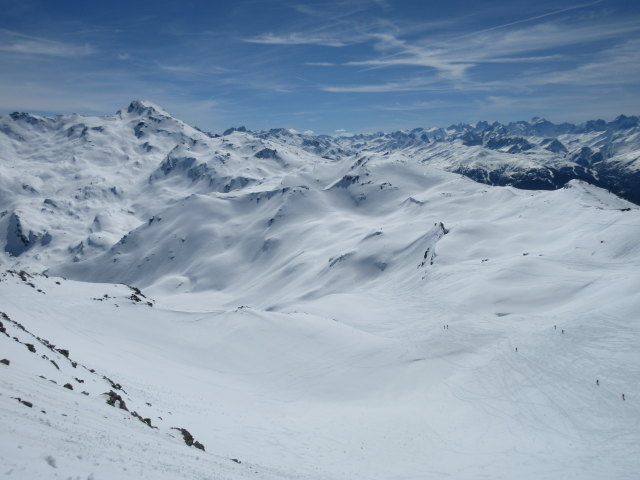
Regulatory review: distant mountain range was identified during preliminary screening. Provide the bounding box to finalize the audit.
[244,113,640,204]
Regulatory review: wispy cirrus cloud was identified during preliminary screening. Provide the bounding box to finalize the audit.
[243,32,355,47]
[241,1,639,99]
[457,18,640,61]
[242,1,398,49]
[321,76,441,93]
[343,17,640,69]
[524,38,640,86]
[321,10,640,93]
[374,100,464,111]
[441,0,604,44]
[0,28,95,57]
[155,63,232,76]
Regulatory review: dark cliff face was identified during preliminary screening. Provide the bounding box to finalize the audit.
[595,164,640,205]
[452,163,640,205]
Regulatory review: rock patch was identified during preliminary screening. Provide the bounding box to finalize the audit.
[171,427,205,451]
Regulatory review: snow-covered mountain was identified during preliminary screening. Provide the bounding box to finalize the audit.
[1,101,639,479]
[252,114,640,204]
[1,101,639,272]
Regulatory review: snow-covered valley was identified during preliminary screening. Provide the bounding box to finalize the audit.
[1,101,639,479]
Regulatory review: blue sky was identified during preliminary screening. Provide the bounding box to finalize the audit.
[0,0,639,133]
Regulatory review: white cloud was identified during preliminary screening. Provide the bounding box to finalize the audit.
[319,6,640,93]
[0,29,95,57]
[524,39,640,86]
[157,63,197,73]
[374,100,459,111]
[321,76,441,93]
[243,32,351,47]
[341,18,640,76]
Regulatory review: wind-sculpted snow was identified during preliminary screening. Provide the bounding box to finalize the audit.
[1,102,640,479]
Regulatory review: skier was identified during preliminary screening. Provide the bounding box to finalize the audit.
[622,393,625,401]
[554,325,557,330]
[515,347,518,352]
[561,329,565,334]
[596,379,599,386]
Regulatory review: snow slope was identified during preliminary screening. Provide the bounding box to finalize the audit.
[1,102,640,479]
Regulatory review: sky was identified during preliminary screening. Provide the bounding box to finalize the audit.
[0,0,639,134]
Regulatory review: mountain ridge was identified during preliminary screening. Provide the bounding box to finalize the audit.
[1,100,639,275]
[1,100,639,479]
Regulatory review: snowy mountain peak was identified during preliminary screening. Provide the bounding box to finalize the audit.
[222,126,248,136]
[122,99,171,118]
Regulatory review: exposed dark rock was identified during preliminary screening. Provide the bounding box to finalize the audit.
[0,358,9,365]
[134,121,148,139]
[608,114,639,130]
[131,411,156,428]
[12,397,33,408]
[25,343,36,353]
[103,376,125,392]
[5,214,39,256]
[572,147,595,168]
[171,427,205,451]
[193,440,205,451]
[223,126,247,135]
[63,383,73,390]
[332,174,360,189]
[484,136,534,153]
[104,390,128,411]
[254,148,278,159]
[460,131,483,146]
[542,138,568,153]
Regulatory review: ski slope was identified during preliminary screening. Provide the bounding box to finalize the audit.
[1,102,640,479]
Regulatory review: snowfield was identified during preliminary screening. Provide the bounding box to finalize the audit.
[1,101,639,479]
